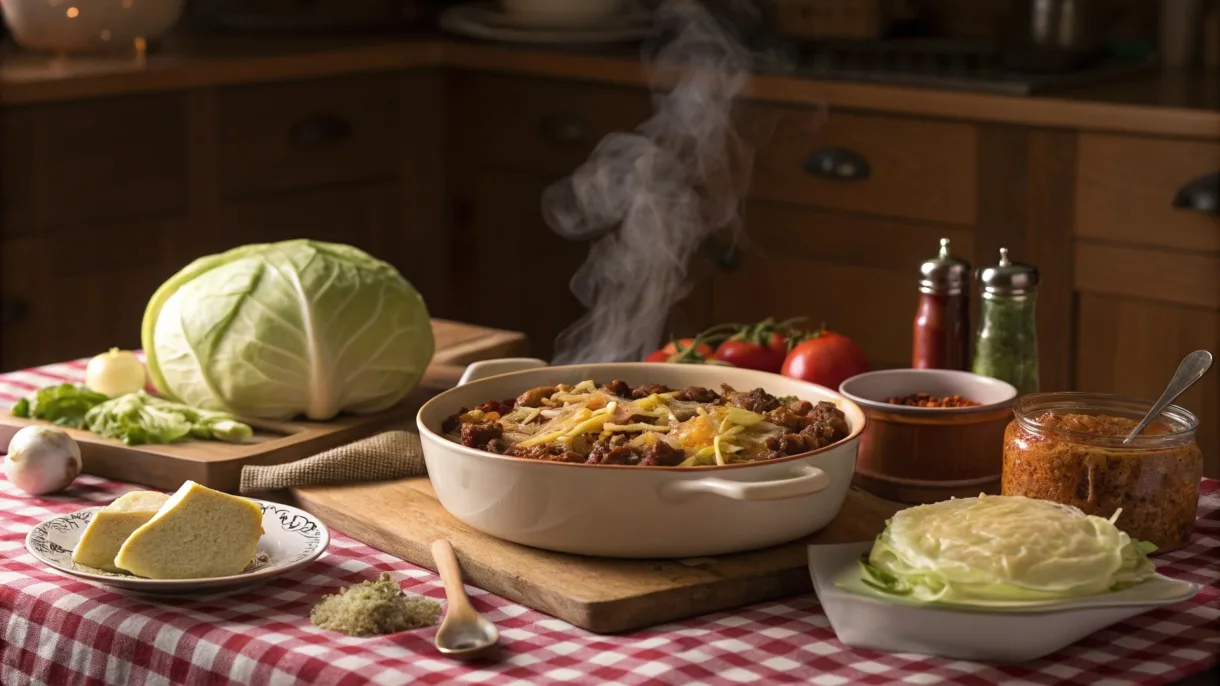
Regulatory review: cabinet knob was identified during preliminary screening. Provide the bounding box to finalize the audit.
[1173,171,1220,215]
[540,113,590,143]
[1,297,28,327]
[804,146,871,181]
[287,113,353,150]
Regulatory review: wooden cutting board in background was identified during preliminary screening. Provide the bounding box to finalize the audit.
[0,320,526,493]
[293,477,901,634]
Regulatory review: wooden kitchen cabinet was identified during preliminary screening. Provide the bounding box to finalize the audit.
[451,170,589,360]
[445,70,657,359]
[447,70,653,177]
[743,105,978,226]
[0,92,190,370]
[1075,293,1220,477]
[1074,242,1219,311]
[1076,134,1220,252]
[217,74,403,199]
[0,93,188,235]
[0,218,185,371]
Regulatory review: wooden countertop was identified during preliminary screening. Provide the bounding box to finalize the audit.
[2,33,1217,140]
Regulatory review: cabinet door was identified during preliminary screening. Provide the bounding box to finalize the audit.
[1076,293,1220,478]
[1,219,183,372]
[0,94,187,234]
[217,74,401,199]
[451,169,717,361]
[1076,134,1220,252]
[451,170,588,360]
[711,201,973,370]
[743,105,978,225]
[447,71,653,176]
[215,182,448,315]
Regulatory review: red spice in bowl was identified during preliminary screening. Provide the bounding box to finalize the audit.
[886,393,981,408]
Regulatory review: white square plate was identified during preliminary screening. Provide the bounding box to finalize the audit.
[808,542,1200,663]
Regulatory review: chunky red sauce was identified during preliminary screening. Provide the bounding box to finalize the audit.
[886,393,980,408]
[1032,412,1173,437]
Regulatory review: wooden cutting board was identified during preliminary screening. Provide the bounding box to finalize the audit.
[293,477,902,634]
[0,320,526,493]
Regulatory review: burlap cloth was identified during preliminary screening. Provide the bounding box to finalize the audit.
[239,430,427,495]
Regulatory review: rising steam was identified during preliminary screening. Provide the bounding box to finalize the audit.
[542,0,758,364]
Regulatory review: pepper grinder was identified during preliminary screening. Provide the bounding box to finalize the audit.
[912,238,971,371]
[973,247,1040,394]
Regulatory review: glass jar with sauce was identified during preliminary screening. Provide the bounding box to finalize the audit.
[912,238,971,371]
[1002,392,1203,552]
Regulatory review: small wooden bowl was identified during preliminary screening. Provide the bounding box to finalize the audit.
[839,370,1018,505]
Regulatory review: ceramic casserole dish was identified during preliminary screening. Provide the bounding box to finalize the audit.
[416,358,866,558]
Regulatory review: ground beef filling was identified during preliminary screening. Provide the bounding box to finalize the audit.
[444,380,852,467]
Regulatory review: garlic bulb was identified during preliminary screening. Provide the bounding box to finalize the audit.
[4,426,82,495]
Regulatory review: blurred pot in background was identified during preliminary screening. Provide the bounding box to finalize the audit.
[1,0,185,53]
[999,0,1115,72]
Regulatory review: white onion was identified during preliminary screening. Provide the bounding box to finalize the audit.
[85,348,147,398]
[4,426,82,495]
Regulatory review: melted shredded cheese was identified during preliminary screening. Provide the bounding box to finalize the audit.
[452,380,821,465]
[603,422,671,433]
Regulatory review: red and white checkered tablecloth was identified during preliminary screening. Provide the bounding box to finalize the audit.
[1,360,1218,686]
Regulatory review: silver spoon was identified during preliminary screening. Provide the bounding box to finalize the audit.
[1123,350,1213,443]
[431,538,500,659]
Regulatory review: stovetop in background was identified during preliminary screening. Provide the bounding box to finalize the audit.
[776,39,1154,96]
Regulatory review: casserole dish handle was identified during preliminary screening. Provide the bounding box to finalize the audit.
[459,358,549,386]
[659,465,831,502]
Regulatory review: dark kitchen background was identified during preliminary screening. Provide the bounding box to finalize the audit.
[0,0,1217,475]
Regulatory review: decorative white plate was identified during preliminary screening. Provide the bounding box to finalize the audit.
[26,499,329,595]
[808,542,1200,663]
[440,3,655,45]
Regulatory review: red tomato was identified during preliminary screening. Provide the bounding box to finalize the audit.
[780,329,869,391]
[644,338,714,363]
[713,332,789,373]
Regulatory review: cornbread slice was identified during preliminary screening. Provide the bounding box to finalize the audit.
[72,491,170,573]
[114,480,265,579]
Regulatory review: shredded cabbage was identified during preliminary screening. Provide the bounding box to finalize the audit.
[855,494,1158,604]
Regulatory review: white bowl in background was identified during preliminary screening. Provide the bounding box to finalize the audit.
[2,0,185,53]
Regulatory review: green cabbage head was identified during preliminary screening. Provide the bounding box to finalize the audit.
[142,240,434,421]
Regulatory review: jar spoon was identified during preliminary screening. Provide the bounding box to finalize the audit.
[431,538,500,659]
[1123,350,1213,444]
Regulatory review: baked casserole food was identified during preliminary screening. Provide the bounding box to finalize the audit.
[442,379,851,467]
